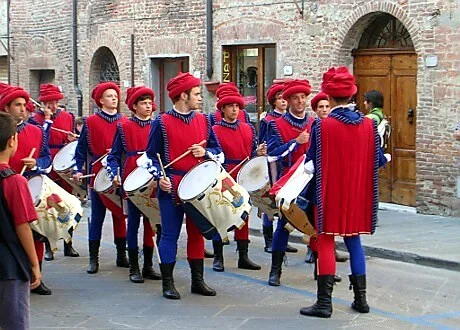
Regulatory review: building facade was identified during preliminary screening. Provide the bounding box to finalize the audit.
[8,0,460,216]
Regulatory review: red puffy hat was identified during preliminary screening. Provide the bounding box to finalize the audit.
[91,82,120,108]
[0,85,30,112]
[216,82,239,99]
[282,79,311,100]
[167,72,201,101]
[25,101,35,113]
[321,67,357,98]
[216,89,245,110]
[310,92,329,111]
[267,83,285,105]
[38,84,64,102]
[125,86,156,112]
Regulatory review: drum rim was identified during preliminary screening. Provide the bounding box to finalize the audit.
[237,155,269,192]
[53,141,78,171]
[123,167,154,193]
[177,159,220,201]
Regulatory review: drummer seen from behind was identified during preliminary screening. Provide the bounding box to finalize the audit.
[73,82,129,275]
[106,86,161,284]
[210,87,265,273]
[0,84,53,296]
[266,79,315,287]
[0,112,42,330]
[143,72,223,300]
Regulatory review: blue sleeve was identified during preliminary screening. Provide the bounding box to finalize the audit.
[106,125,123,178]
[378,147,387,168]
[74,120,89,173]
[146,116,164,176]
[250,124,258,157]
[209,113,216,126]
[206,125,223,158]
[305,123,317,164]
[36,129,52,173]
[259,118,268,143]
[266,121,297,158]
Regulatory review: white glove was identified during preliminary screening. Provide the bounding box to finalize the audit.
[304,160,315,174]
[384,153,392,162]
[101,156,108,167]
[136,153,151,168]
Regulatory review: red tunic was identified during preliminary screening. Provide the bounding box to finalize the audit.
[316,117,378,236]
[86,112,127,214]
[274,115,314,175]
[212,121,255,180]
[161,112,209,202]
[10,123,45,175]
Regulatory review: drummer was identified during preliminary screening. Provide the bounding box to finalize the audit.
[145,72,223,300]
[32,84,80,260]
[210,87,264,273]
[0,84,52,295]
[266,79,315,287]
[209,82,250,126]
[106,86,161,284]
[73,82,129,274]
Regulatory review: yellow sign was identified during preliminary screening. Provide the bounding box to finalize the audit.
[222,50,231,83]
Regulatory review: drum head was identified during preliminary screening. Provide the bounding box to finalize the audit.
[27,175,43,204]
[94,168,112,193]
[124,167,153,193]
[237,156,269,192]
[178,160,219,201]
[53,141,77,171]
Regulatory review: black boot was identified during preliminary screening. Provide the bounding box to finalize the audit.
[237,240,261,270]
[313,252,342,283]
[286,243,298,253]
[159,262,180,300]
[349,274,370,313]
[189,259,216,296]
[262,225,273,253]
[87,240,100,274]
[128,249,144,283]
[64,234,80,257]
[300,275,335,318]
[44,238,54,261]
[31,262,52,295]
[142,246,161,280]
[212,240,224,272]
[268,251,285,286]
[114,237,129,268]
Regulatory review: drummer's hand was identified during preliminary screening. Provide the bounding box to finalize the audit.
[112,175,122,187]
[256,142,267,156]
[21,157,37,169]
[30,264,42,289]
[67,133,77,142]
[295,131,310,144]
[159,177,172,193]
[72,172,83,182]
[189,145,206,158]
[43,107,53,120]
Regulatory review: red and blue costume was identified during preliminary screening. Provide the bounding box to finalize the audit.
[74,110,127,242]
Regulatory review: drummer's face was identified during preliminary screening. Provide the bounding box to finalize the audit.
[288,93,307,116]
[134,98,153,119]
[274,93,287,112]
[100,89,119,110]
[185,87,202,111]
[315,100,331,119]
[45,100,59,113]
[222,103,240,123]
[5,97,27,123]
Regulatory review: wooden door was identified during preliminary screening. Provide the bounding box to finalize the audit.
[354,51,417,206]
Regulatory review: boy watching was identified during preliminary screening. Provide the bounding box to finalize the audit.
[0,112,42,330]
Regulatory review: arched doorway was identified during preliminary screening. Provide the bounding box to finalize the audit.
[353,13,417,206]
[89,47,120,112]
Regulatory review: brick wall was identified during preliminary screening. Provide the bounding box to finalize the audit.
[8,0,459,216]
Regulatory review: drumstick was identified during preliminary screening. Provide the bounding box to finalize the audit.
[156,153,166,177]
[228,156,249,176]
[152,237,161,264]
[91,150,111,166]
[51,127,80,138]
[29,97,44,110]
[164,140,206,169]
[69,173,95,181]
[20,148,36,175]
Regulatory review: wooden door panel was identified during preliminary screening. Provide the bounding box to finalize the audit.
[392,75,416,149]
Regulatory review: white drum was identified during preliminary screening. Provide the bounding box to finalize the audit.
[237,156,278,217]
[178,160,251,240]
[28,175,83,251]
[94,167,122,209]
[52,141,86,198]
[124,167,161,227]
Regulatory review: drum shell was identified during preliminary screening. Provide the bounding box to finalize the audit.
[94,168,123,210]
